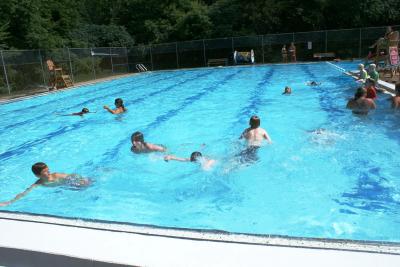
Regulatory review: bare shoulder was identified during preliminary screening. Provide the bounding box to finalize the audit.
[52,173,69,179]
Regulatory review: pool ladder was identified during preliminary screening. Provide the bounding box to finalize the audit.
[136,64,148,72]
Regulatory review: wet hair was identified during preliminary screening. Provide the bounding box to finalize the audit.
[369,64,376,70]
[114,98,126,111]
[396,83,400,95]
[355,87,366,100]
[82,108,89,113]
[249,115,260,129]
[131,131,144,143]
[190,151,203,162]
[358,64,364,69]
[32,162,48,176]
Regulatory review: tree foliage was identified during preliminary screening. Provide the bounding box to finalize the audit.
[0,0,399,49]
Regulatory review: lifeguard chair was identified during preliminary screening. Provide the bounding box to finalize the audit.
[46,59,73,89]
[233,50,255,65]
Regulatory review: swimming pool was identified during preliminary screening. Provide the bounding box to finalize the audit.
[0,63,399,243]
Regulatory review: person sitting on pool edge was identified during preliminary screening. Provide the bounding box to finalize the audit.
[0,162,90,207]
[131,131,166,153]
[391,83,400,109]
[357,64,369,82]
[240,115,272,146]
[104,98,126,114]
[164,152,216,170]
[346,87,376,115]
[282,86,292,95]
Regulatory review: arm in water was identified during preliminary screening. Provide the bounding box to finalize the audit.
[0,182,39,207]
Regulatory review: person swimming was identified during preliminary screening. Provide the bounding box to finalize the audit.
[164,151,216,170]
[131,131,166,153]
[307,81,321,86]
[282,86,292,95]
[104,98,127,114]
[346,87,376,115]
[72,108,90,116]
[240,115,272,146]
[0,162,90,207]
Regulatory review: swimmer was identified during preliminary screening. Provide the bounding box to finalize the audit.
[282,86,292,95]
[164,151,216,170]
[308,128,342,145]
[104,98,127,114]
[364,78,377,100]
[391,83,400,109]
[131,131,166,153]
[307,81,321,86]
[71,108,91,116]
[346,87,376,115]
[240,115,272,147]
[0,162,89,207]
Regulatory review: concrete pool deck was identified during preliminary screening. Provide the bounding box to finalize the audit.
[0,212,399,267]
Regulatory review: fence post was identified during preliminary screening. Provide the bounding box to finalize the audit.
[90,48,96,80]
[292,33,295,43]
[0,50,11,95]
[67,48,74,83]
[38,49,47,87]
[359,28,362,58]
[110,47,114,75]
[261,35,265,64]
[125,47,129,73]
[203,39,207,67]
[231,37,234,53]
[150,45,154,71]
[175,42,179,69]
[325,31,328,53]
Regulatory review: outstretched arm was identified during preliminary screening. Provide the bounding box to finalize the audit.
[164,155,189,162]
[264,130,272,144]
[103,106,117,114]
[0,183,39,207]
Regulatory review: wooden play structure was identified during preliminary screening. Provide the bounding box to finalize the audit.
[46,59,73,89]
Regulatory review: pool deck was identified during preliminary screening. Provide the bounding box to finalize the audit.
[0,212,399,267]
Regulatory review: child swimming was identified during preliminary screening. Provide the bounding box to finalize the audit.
[131,131,166,153]
[240,115,272,147]
[104,98,127,114]
[282,86,292,95]
[0,162,90,206]
[164,151,216,170]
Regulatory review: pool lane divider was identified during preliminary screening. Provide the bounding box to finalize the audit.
[0,70,216,162]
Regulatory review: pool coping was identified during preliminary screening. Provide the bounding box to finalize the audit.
[0,210,399,256]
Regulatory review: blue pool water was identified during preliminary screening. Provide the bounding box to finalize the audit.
[1,63,400,242]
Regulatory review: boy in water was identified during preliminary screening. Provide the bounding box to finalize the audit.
[131,131,166,153]
[0,162,89,207]
[392,83,400,109]
[164,151,216,170]
[71,108,90,116]
[282,86,292,95]
[346,87,376,115]
[240,115,272,146]
[104,98,127,114]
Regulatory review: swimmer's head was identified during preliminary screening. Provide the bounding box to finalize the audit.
[115,98,124,108]
[32,162,49,178]
[249,115,260,129]
[355,87,367,99]
[358,64,365,70]
[190,151,203,162]
[396,83,400,95]
[81,108,89,113]
[283,86,291,94]
[131,131,144,143]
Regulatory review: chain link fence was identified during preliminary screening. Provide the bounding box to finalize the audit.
[0,25,398,97]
